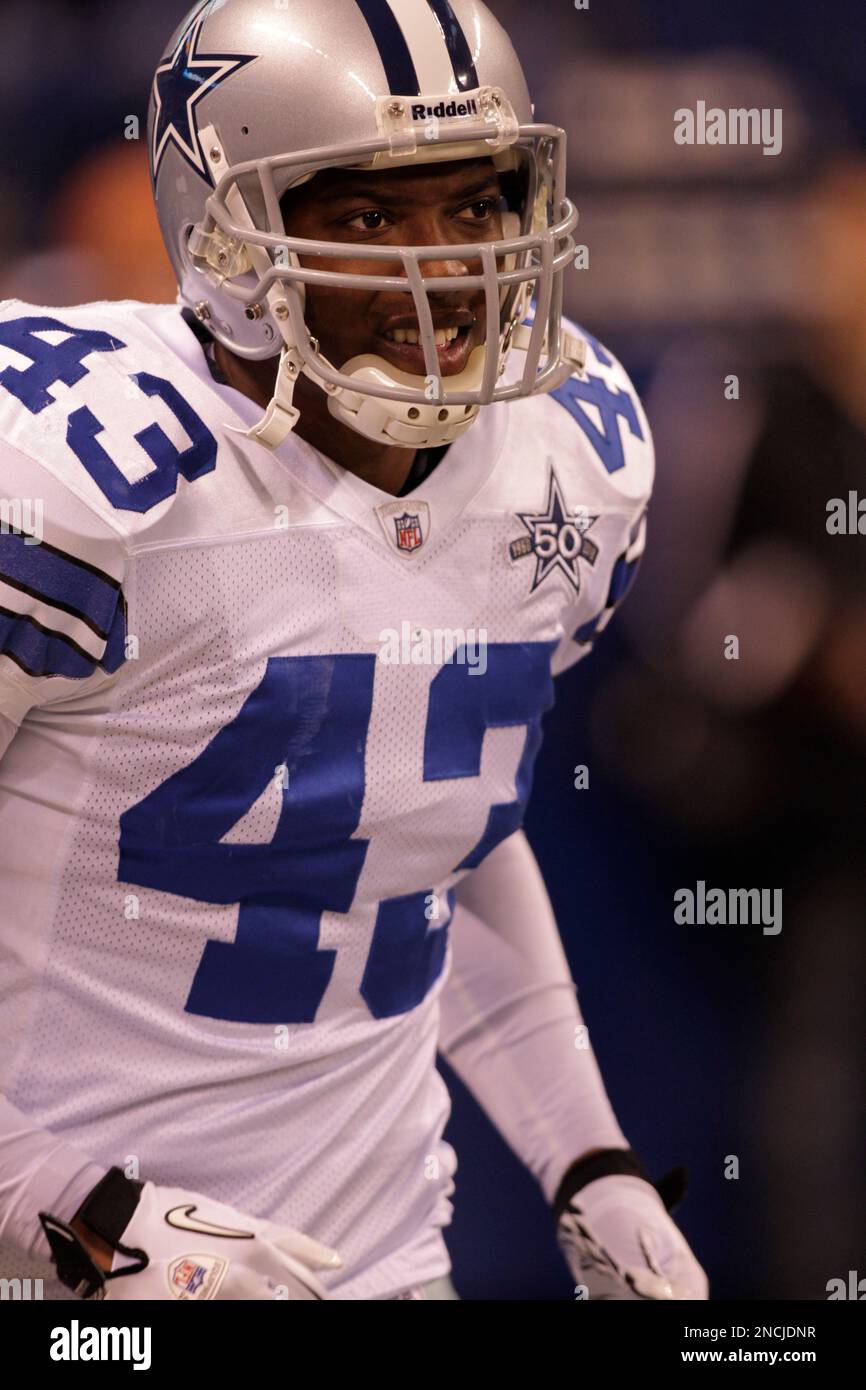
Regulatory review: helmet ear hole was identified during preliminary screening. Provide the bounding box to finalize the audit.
[179,224,195,262]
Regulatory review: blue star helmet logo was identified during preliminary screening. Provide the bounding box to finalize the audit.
[509,469,599,594]
[150,2,257,186]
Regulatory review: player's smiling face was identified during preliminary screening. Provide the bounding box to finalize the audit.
[279,157,504,378]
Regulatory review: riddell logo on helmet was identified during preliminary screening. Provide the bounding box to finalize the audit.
[410,99,480,121]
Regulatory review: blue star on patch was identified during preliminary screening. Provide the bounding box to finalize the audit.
[150,2,256,186]
[509,469,598,593]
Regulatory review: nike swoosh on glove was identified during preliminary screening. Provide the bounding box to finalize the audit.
[557,1174,709,1300]
[103,1183,342,1300]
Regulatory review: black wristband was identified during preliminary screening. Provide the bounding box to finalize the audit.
[552,1148,689,1223]
[40,1168,147,1298]
[38,1212,109,1300]
[72,1165,144,1245]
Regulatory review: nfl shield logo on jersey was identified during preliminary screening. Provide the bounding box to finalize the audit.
[394,512,423,552]
[375,499,431,555]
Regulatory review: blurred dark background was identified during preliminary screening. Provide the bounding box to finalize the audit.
[2,0,863,1299]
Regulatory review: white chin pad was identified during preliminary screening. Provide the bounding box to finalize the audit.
[327,347,485,448]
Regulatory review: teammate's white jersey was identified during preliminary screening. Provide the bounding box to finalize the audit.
[0,298,652,1298]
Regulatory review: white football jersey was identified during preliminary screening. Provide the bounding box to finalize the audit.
[0,298,652,1298]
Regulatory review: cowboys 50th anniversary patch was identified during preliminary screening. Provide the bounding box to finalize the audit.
[509,469,598,593]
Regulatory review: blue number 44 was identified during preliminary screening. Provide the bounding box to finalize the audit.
[118,645,554,1023]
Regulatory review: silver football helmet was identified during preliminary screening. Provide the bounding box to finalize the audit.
[148,0,582,449]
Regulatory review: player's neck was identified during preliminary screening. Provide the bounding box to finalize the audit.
[214,341,416,495]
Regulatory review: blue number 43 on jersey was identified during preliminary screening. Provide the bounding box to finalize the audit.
[118,644,555,1025]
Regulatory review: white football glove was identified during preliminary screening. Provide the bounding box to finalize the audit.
[102,1182,342,1300]
[557,1174,709,1300]
[40,1173,342,1301]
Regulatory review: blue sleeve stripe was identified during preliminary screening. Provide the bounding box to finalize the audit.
[0,573,111,641]
[0,530,121,638]
[0,601,125,680]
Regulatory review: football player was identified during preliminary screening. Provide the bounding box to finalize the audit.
[0,0,707,1300]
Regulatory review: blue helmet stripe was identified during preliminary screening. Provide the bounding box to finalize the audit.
[426,0,479,92]
[355,0,421,95]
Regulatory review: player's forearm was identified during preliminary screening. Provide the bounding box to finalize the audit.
[0,1094,107,1259]
[440,831,630,1203]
